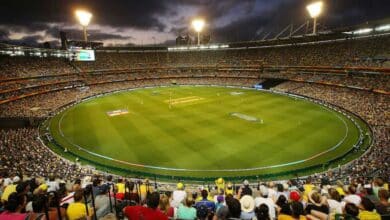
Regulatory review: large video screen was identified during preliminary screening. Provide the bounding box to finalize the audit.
[69,49,95,61]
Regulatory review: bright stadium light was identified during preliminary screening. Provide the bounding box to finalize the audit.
[306,1,323,35]
[75,10,92,42]
[192,19,205,46]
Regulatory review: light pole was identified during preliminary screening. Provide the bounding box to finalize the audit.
[306,1,323,35]
[75,10,92,42]
[192,19,205,46]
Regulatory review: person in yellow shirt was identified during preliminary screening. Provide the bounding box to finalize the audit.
[1,176,20,202]
[302,178,314,202]
[215,178,225,193]
[358,197,381,220]
[67,189,94,220]
[225,182,234,196]
[115,178,125,200]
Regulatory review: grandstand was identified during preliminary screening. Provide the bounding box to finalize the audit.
[0,12,389,220]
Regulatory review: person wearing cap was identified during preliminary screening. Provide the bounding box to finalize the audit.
[255,185,276,220]
[242,180,253,196]
[171,182,186,208]
[95,184,115,219]
[240,195,255,219]
[215,178,225,193]
[215,195,225,212]
[225,182,234,196]
[1,176,20,202]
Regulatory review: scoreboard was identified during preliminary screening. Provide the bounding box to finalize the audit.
[69,49,95,61]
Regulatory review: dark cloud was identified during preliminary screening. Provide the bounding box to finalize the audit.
[0,0,389,46]
[0,0,169,30]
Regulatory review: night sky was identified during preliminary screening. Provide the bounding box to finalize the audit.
[0,0,389,46]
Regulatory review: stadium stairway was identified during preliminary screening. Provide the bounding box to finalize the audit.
[259,78,287,89]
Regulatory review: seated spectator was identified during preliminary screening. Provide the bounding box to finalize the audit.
[66,189,94,220]
[195,189,215,212]
[0,192,30,220]
[123,191,168,220]
[358,197,381,220]
[290,201,306,220]
[215,196,241,220]
[343,185,361,206]
[305,191,329,215]
[177,196,197,220]
[158,194,174,218]
[255,185,276,219]
[240,195,255,219]
[255,204,271,220]
[215,195,225,213]
[277,203,292,220]
[95,184,115,219]
[376,189,390,215]
[344,203,359,220]
[327,188,343,214]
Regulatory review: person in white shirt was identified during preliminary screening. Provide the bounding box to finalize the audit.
[327,188,343,214]
[46,176,59,192]
[254,185,276,219]
[343,185,361,207]
[171,182,187,208]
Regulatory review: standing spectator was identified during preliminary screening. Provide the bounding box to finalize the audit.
[171,182,186,208]
[242,180,253,196]
[195,189,215,213]
[46,175,59,193]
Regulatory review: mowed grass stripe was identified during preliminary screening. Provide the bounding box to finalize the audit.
[50,86,363,177]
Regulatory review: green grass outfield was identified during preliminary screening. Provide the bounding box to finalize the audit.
[46,86,371,180]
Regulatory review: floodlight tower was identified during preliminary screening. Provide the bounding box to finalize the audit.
[306,1,323,35]
[192,19,205,46]
[75,10,92,42]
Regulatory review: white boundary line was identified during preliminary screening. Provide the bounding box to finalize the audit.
[53,85,362,172]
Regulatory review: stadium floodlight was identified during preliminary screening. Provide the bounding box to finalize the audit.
[75,10,92,42]
[306,1,323,35]
[192,19,205,46]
